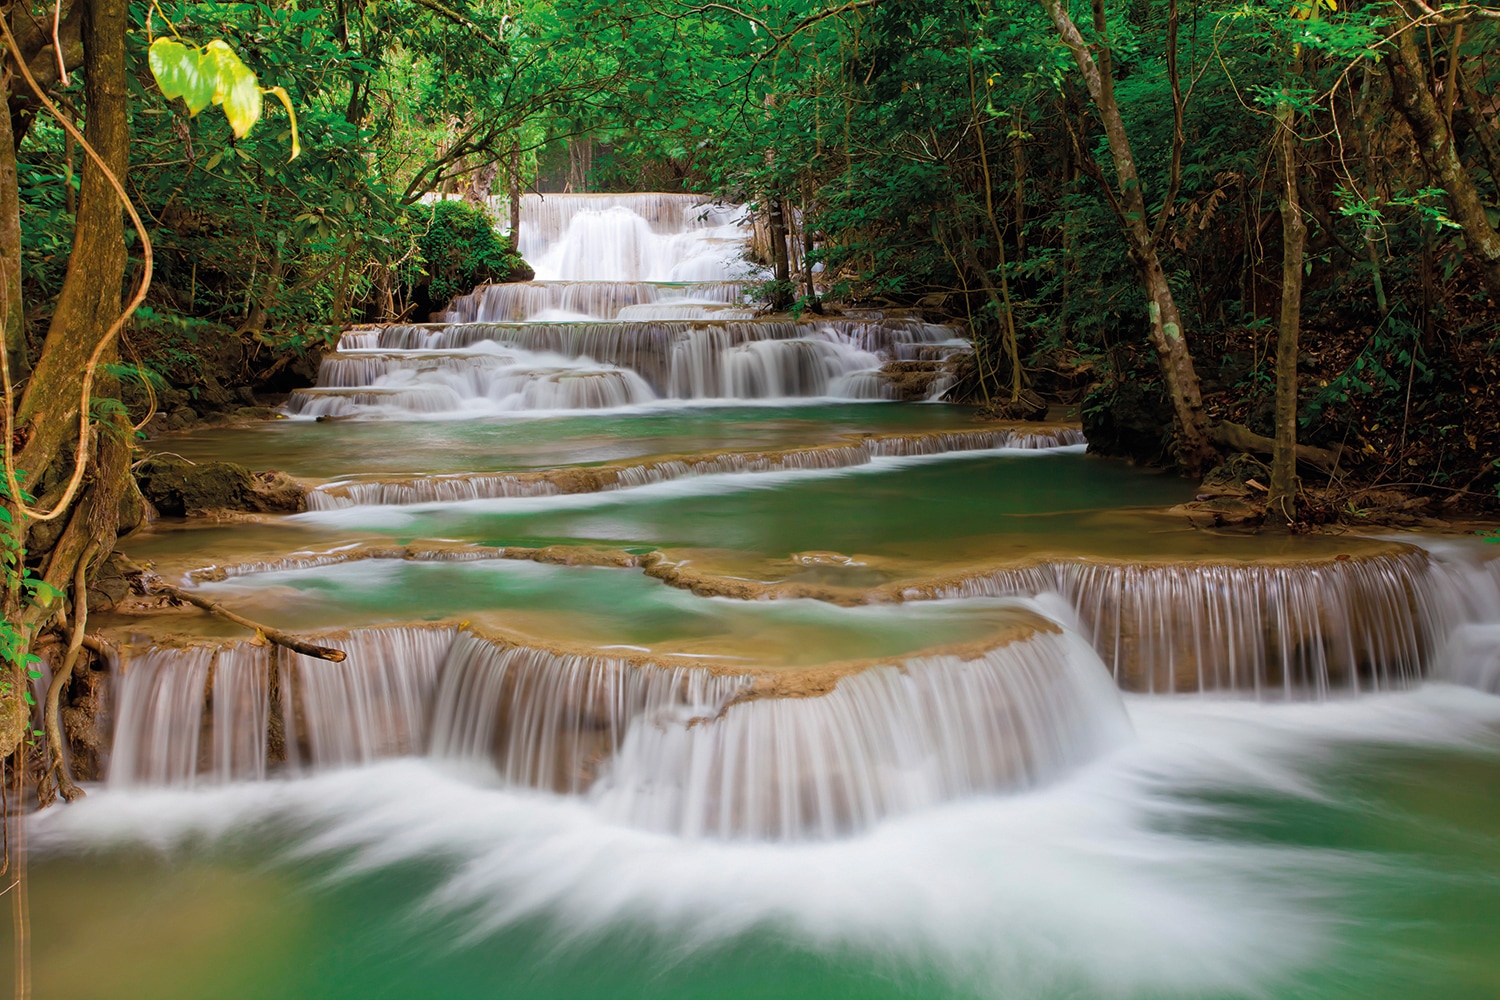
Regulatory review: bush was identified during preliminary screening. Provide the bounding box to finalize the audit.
[411,200,529,308]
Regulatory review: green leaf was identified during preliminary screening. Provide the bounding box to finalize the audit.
[149,38,214,114]
[205,40,263,138]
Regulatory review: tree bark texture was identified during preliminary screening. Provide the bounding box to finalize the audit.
[6,0,85,146]
[508,139,521,253]
[15,0,129,496]
[1269,101,1307,526]
[1039,0,1216,472]
[768,194,793,309]
[0,75,24,382]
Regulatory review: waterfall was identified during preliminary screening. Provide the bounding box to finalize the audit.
[592,630,1128,840]
[109,645,269,787]
[289,193,970,418]
[103,621,1127,838]
[910,546,1500,696]
[442,281,753,323]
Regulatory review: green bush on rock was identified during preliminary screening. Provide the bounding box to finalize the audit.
[410,201,533,311]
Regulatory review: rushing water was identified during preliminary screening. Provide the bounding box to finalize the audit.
[18,193,1500,997]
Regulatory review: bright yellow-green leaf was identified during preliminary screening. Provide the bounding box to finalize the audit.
[263,85,301,160]
[148,37,214,114]
[204,39,262,137]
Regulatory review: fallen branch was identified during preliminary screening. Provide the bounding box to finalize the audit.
[150,582,347,662]
[1211,421,1344,473]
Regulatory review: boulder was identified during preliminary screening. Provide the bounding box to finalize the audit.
[135,456,305,516]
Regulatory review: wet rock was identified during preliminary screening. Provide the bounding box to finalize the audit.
[1198,453,1267,498]
[136,412,171,439]
[117,478,149,535]
[166,406,199,431]
[135,456,306,516]
[87,553,134,611]
[877,360,944,401]
[1169,497,1264,529]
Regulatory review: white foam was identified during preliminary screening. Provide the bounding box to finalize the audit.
[35,686,1500,996]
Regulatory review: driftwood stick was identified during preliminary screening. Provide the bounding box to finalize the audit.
[152,583,347,662]
[1211,421,1343,473]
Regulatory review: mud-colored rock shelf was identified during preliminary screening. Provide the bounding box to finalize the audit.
[101,530,1500,697]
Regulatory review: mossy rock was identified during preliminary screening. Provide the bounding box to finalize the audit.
[135,456,305,516]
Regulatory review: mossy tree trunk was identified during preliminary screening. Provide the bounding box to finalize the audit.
[1,0,132,763]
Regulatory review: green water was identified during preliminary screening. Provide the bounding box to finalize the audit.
[163,404,988,480]
[50,404,1500,1000]
[15,693,1500,1000]
[190,558,1036,664]
[123,451,1198,583]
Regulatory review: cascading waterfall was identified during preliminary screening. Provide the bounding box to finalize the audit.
[593,630,1129,840]
[910,546,1500,695]
[442,281,753,323]
[289,193,970,418]
[102,622,1128,839]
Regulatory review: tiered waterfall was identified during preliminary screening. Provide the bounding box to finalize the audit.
[286,193,968,418]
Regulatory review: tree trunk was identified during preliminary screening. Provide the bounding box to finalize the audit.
[1038,0,1215,473]
[767,194,793,310]
[799,182,822,314]
[1383,6,1500,304]
[14,0,129,495]
[1269,99,1306,527]
[0,81,25,383]
[463,159,499,206]
[508,139,521,254]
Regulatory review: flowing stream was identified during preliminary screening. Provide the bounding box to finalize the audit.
[15,193,1500,999]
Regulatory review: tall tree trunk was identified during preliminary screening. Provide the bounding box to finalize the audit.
[767,194,793,310]
[463,159,499,206]
[1038,0,1215,472]
[1383,5,1500,303]
[800,181,822,314]
[0,80,25,382]
[15,0,129,492]
[508,139,521,254]
[1269,97,1306,526]
[0,0,130,775]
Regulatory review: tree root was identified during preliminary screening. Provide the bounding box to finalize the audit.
[1211,421,1344,473]
[43,541,97,804]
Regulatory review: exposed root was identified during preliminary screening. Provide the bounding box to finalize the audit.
[42,541,97,804]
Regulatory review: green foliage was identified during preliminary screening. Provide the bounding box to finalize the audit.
[411,200,523,306]
[148,34,300,155]
[0,477,55,716]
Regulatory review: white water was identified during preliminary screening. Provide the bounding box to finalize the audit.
[102,611,1131,841]
[38,682,1500,997]
[289,193,968,418]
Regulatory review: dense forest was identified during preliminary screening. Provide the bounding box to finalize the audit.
[3,0,1500,766]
